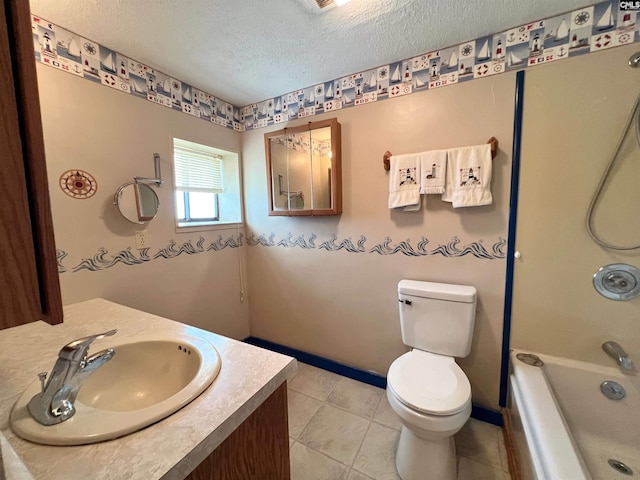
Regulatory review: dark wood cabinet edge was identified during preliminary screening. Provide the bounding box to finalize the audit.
[267,209,343,217]
[331,121,342,213]
[185,383,290,480]
[6,0,63,325]
[501,408,522,480]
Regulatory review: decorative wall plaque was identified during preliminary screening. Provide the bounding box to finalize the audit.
[59,169,98,199]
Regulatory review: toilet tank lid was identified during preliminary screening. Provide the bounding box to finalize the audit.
[398,280,477,303]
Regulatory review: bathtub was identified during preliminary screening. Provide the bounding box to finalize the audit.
[508,350,639,480]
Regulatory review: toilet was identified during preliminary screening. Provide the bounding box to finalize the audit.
[387,280,477,480]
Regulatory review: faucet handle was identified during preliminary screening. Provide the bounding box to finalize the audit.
[59,329,117,361]
[37,372,47,392]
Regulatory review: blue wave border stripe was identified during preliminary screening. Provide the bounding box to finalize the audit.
[68,234,242,273]
[56,249,68,273]
[247,232,506,259]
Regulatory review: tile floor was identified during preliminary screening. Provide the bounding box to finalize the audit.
[288,362,511,480]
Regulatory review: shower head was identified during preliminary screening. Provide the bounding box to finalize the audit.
[629,52,640,68]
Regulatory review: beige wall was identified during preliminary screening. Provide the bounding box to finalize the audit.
[511,44,640,365]
[37,64,250,340]
[243,73,517,410]
[312,153,331,210]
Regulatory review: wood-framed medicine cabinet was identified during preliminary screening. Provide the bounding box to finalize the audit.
[265,117,342,216]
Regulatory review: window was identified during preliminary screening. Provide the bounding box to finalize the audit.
[175,189,219,223]
[173,138,242,228]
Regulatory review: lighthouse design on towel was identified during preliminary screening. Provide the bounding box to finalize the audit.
[427,164,439,180]
[442,144,492,208]
[418,150,447,194]
[399,167,417,185]
[388,153,421,209]
[459,166,482,187]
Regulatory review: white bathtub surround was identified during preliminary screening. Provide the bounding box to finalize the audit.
[510,354,586,479]
[0,299,296,479]
[508,350,639,480]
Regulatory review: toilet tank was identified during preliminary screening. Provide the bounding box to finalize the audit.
[398,280,477,357]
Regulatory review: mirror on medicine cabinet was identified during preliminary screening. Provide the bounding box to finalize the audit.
[264,117,342,216]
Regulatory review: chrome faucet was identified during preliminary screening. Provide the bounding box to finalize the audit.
[28,329,117,425]
[602,341,637,374]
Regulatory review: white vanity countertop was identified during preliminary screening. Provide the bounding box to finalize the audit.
[0,299,297,479]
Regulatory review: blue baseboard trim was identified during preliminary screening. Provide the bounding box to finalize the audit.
[243,336,503,427]
[472,404,503,427]
[244,336,387,388]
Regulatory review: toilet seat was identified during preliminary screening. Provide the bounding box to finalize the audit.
[388,350,471,416]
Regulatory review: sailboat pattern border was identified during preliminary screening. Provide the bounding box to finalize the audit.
[246,233,507,259]
[31,16,243,132]
[32,1,630,133]
[243,1,632,130]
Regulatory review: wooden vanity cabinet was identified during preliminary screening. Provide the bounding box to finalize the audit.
[0,0,62,329]
[186,383,291,480]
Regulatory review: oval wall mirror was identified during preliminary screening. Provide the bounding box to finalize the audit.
[113,182,159,224]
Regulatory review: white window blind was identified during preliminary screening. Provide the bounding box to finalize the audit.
[174,145,224,193]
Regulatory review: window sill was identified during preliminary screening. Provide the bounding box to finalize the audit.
[175,221,243,234]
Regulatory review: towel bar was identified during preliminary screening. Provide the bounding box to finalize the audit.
[383,137,498,171]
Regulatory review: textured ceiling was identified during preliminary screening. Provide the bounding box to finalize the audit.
[29,0,593,106]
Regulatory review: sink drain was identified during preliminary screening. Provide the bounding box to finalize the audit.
[609,459,633,475]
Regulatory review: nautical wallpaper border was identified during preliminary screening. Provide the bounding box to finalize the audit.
[31,15,243,132]
[56,233,506,273]
[32,1,632,133]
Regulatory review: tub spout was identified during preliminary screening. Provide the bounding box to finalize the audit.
[602,341,637,373]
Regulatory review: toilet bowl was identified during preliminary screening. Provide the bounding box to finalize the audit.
[390,280,477,480]
[387,350,472,480]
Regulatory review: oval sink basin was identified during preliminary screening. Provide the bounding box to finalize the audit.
[10,334,221,446]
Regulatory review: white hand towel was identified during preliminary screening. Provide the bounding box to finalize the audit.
[442,144,492,208]
[388,153,420,209]
[403,196,421,212]
[419,150,447,194]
